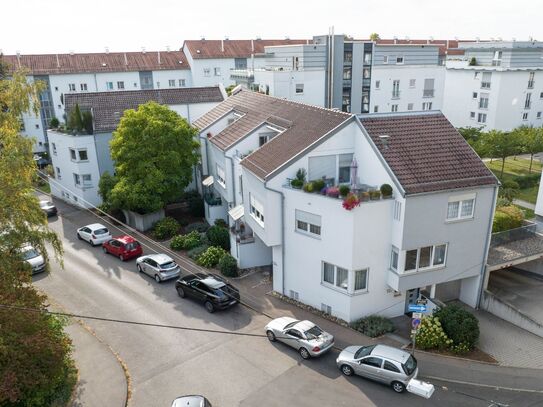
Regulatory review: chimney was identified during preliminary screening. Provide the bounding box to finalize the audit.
[69,50,74,56]
[16,51,21,67]
[141,47,146,54]
[55,54,60,68]
[393,36,398,44]
[124,52,128,65]
[158,51,161,64]
[379,135,390,149]
[166,45,170,52]
[251,39,254,52]
[105,46,109,54]
[221,39,224,53]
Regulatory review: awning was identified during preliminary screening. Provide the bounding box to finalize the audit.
[228,204,244,221]
[202,176,214,187]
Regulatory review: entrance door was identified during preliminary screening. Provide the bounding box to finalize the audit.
[405,288,420,314]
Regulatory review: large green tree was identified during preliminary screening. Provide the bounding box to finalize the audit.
[0,57,75,406]
[517,125,543,173]
[485,130,521,179]
[109,101,200,214]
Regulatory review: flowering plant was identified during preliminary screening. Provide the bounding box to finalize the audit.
[342,193,360,211]
[326,186,340,198]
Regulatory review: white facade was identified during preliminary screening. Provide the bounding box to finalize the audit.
[253,69,326,106]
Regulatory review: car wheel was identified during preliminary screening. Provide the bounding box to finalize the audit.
[204,300,215,313]
[77,232,82,240]
[102,246,108,254]
[137,264,143,273]
[392,381,405,393]
[299,347,311,360]
[176,287,186,298]
[119,254,124,261]
[154,274,161,283]
[340,364,354,376]
[90,239,96,246]
[266,330,276,342]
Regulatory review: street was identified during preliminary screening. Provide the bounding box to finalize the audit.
[34,197,543,407]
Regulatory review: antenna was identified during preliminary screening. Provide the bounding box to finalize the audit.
[141,47,146,54]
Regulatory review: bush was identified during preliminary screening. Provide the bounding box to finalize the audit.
[350,315,395,338]
[339,185,350,197]
[170,230,201,250]
[295,168,307,182]
[219,254,238,277]
[206,225,230,250]
[188,196,204,217]
[499,180,520,202]
[290,178,304,189]
[433,304,479,352]
[185,222,209,233]
[370,190,381,200]
[214,218,228,228]
[153,217,180,240]
[49,117,59,128]
[380,183,393,197]
[197,246,227,268]
[187,244,209,260]
[492,205,524,232]
[415,316,453,350]
[312,179,325,192]
[513,173,540,189]
[303,182,314,193]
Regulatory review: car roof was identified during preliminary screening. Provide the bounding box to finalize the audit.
[201,276,225,289]
[293,320,317,331]
[85,223,108,231]
[371,344,411,363]
[182,273,209,282]
[171,395,206,407]
[113,235,137,244]
[39,200,54,205]
[145,253,174,264]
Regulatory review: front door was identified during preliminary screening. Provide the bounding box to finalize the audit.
[405,288,420,314]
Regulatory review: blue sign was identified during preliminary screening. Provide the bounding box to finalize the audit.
[411,318,421,329]
[408,304,427,313]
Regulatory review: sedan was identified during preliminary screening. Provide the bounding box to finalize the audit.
[336,344,418,393]
[102,235,142,261]
[265,317,335,359]
[175,273,240,313]
[171,395,212,407]
[137,253,180,283]
[77,223,112,246]
[39,200,57,217]
[20,244,46,274]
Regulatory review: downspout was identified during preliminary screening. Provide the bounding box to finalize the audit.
[198,134,210,176]
[264,181,285,295]
[476,183,499,308]
[226,155,236,206]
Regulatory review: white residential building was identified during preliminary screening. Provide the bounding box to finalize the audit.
[49,87,225,208]
[194,90,498,322]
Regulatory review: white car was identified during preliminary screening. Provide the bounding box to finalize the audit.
[20,244,46,274]
[77,223,112,246]
[136,253,181,283]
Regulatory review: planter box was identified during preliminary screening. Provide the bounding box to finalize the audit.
[122,209,165,232]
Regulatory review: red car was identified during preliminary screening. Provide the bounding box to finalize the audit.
[102,235,143,261]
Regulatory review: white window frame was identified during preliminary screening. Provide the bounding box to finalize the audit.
[523,112,529,121]
[446,193,476,221]
[78,149,88,161]
[80,83,88,91]
[249,194,265,227]
[407,103,414,111]
[375,80,380,89]
[214,67,221,76]
[374,105,379,113]
[106,82,114,90]
[69,148,77,161]
[470,111,476,119]
[295,83,304,94]
[396,56,404,64]
[404,244,448,273]
[422,102,432,111]
[477,113,487,124]
[391,104,398,112]
[383,55,388,64]
[393,200,402,221]
[52,143,57,155]
[73,173,81,186]
[472,92,478,99]
[117,81,125,90]
[353,268,369,292]
[390,246,399,271]
[82,174,92,187]
[321,261,369,294]
[168,79,176,87]
[216,164,226,188]
[409,79,416,88]
[295,209,321,238]
[68,83,76,91]
[537,112,542,119]
[203,68,210,77]
[56,167,61,180]
[179,79,186,87]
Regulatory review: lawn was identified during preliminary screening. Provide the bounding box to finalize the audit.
[486,157,541,204]
[512,204,535,220]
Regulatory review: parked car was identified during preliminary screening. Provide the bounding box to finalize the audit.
[137,253,180,283]
[265,317,335,359]
[39,200,57,217]
[77,223,112,246]
[175,273,240,313]
[20,244,46,274]
[336,344,418,393]
[171,395,212,407]
[102,235,142,261]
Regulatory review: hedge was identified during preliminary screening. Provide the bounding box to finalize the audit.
[219,254,238,277]
[206,225,230,250]
[350,315,395,338]
[492,205,524,232]
[153,217,180,240]
[433,304,479,352]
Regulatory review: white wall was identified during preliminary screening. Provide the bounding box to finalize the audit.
[189,58,237,87]
[254,69,326,106]
[21,111,47,153]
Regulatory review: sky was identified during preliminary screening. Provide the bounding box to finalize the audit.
[2,0,542,55]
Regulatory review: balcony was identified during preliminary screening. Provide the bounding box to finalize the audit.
[528,80,535,89]
[391,91,401,99]
[423,89,435,98]
[230,225,255,245]
[203,193,222,206]
[481,82,491,89]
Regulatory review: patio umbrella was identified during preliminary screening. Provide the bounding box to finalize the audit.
[350,157,358,190]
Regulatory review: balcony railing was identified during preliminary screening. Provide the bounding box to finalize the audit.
[528,80,535,89]
[391,91,400,99]
[490,222,537,248]
[204,193,222,206]
[481,82,491,89]
[230,226,255,245]
[423,89,435,98]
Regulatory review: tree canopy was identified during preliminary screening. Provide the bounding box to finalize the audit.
[109,101,200,214]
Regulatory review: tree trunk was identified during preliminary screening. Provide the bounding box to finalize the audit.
[530,153,534,173]
[501,157,506,179]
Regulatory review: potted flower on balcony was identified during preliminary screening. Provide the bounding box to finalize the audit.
[359,191,370,202]
[312,179,325,194]
[370,190,381,200]
[380,183,393,199]
[291,168,306,189]
[342,193,361,211]
[303,182,314,193]
[326,186,340,198]
[339,185,350,198]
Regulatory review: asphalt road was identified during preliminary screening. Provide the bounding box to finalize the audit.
[33,198,543,407]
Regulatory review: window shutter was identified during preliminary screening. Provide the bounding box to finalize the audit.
[308,155,336,181]
[423,78,434,90]
[295,210,321,227]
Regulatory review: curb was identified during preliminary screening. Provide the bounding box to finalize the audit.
[399,345,499,366]
[422,375,543,394]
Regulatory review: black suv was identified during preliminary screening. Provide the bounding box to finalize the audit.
[175,273,240,313]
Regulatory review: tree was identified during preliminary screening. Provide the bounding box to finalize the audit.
[485,130,521,179]
[98,171,117,204]
[67,103,84,132]
[518,126,543,173]
[109,101,200,214]
[458,126,488,157]
[369,33,380,41]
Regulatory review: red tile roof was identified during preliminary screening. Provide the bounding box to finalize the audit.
[359,113,497,195]
[183,39,309,59]
[2,50,189,75]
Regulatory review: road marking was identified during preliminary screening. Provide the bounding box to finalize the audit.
[422,375,543,394]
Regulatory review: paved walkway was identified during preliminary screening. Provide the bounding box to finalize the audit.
[66,320,127,407]
[513,198,536,211]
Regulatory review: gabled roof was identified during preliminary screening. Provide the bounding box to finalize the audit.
[2,50,189,75]
[66,87,224,133]
[183,39,308,59]
[359,112,497,195]
[193,90,352,180]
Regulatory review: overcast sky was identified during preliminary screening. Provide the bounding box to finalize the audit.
[2,0,541,54]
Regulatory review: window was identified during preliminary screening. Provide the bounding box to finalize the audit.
[390,247,399,270]
[52,143,57,155]
[289,290,299,300]
[179,79,186,87]
[409,79,416,88]
[354,269,368,291]
[375,80,380,89]
[235,58,247,70]
[391,104,398,112]
[295,83,304,94]
[214,67,221,76]
[392,80,400,98]
[362,357,382,368]
[295,210,321,237]
[481,72,492,89]
[250,194,264,226]
[338,153,353,183]
[156,81,160,88]
[384,361,401,373]
[477,113,487,123]
[404,244,448,272]
[396,56,404,64]
[82,174,92,187]
[336,267,348,290]
[523,112,529,121]
[56,167,61,180]
[472,92,478,99]
[76,150,87,161]
[393,200,401,221]
[407,103,414,111]
[422,102,432,110]
[525,93,532,109]
[216,164,226,187]
[528,72,535,89]
[540,92,543,99]
[383,55,388,64]
[323,262,335,285]
[54,86,58,91]
[35,124,39,129]
[447,196,475,220]
[73,173,81,186]
[321,303,332,314]
[203,68,210,77]
[117,81,125,89]
[68,83,76,91]
[106,82,113,90]
[474,72,480,79]
[537,112,542,119]
[479,93,489,109]
[423,78,435,97]
[374,105,379,113]
[308,154,337,184]
[168,79,175,87]
[258,131,277,147]
[469,112,475,119]
[69,148,76,160]
[343,68,352,80]
[492,50,502,66]
[80,83,88,91]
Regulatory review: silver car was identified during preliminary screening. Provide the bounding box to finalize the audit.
[265,317,335,359]
[20,244,46,274]
[336,344,418,393]
[136,253,181,283]
[171,395,211,407]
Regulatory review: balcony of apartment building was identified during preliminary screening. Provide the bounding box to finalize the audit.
[422,89,435,98]
[391,90,401,99]
[202,176,227,224]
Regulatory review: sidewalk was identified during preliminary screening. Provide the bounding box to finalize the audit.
[66,320,128,407]
[513,198,536,211]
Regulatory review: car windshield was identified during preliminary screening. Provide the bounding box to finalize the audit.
[402,355,417,375]
[40,201,53,208]
[304,325,323,340]
[94,228,108,235]
[354,345,376,359]
[159,261,177,269]
[21,248,40,260]
[284,320,300,330]
[125,242,139,250]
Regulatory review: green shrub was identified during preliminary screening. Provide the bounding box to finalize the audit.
[339,184,350,197]
[219,254,238,277]
[370,190,381,200]
[499,180,520,201]
[415,316,452,350]
[303,182,314,193]
[214,218,228,228]
[312,179,325,192]
[433,304,479,352]
[380,183,393,197]
[49,117,59,128]
[492,205,524,232]
[170,230,201,250]
[185,222,209,233]
[206,225,230,250]
[350,315,394,338]
[178,218,189,227]
[153,217,180,240]
[290,178,304,189]
[187,244,209,260]
[197,246,227,268]
[188,196,204,217]
[513,173,540,189]
[295,168,307,182]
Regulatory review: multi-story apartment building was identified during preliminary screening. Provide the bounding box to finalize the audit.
[194,90,498,322]
[443,41,543,130]
[3,50,192,152]
[48,87,225,208]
